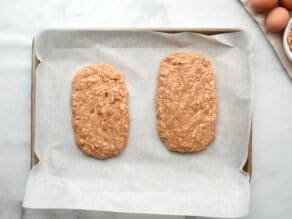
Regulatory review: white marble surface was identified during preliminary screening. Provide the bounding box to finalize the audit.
[0,0,291,218]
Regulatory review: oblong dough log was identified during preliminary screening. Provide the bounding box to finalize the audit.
[156,52,217,152]
[71,64,129,159]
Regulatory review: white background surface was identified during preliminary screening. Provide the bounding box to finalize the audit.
[0,0,291,219]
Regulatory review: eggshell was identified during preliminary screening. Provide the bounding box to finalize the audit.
[280,0,292,10]
[266,7,289,32]
[250,0,279,12]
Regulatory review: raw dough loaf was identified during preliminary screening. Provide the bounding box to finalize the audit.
[71,64,129,159]
[156,52,217,153]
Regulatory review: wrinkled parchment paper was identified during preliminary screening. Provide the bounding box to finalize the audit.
[23,30,252,218]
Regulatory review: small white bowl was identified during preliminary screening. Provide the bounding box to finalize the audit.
[283,18,292,61]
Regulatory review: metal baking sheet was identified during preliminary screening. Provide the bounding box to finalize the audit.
[26,29,252,218]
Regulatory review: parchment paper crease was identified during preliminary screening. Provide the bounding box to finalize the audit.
[23,30,252,218]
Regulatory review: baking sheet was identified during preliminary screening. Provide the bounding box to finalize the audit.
[23,30,252,218]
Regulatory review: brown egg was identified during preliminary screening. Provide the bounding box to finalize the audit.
[250,0,279,12]
[280,0,292,10]
[266,7,289,32]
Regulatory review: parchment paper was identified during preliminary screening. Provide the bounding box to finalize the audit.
[23,30,252,218]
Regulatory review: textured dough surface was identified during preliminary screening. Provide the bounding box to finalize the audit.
[156,52,217,153]
[71,64,129,159]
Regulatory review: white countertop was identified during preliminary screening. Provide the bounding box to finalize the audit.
[0,0,291,218]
